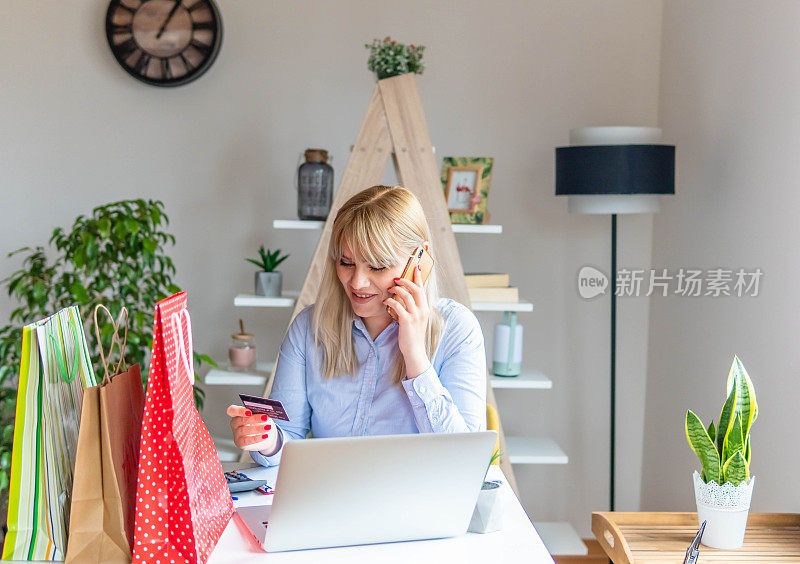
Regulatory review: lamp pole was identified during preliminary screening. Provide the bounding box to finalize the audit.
[610,213,617,512]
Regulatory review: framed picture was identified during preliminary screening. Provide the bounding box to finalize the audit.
[441,157,494,224]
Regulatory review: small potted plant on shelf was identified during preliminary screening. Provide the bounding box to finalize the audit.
[468,451,503,534]
[247,246,289,297]
[685,355,758,549]
[365,37,425,80]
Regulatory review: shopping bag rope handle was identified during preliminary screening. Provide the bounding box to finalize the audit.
[170,308,194,386]
[93,304,129,384]
[48,319,81,383]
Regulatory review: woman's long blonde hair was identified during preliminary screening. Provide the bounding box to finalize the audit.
[312,185,444,384]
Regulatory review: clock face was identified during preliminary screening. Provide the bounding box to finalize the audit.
[106,0,222,87]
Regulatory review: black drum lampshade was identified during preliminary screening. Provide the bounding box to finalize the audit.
[555,127,675,214]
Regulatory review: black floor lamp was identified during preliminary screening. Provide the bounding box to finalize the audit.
[555,127,675,511]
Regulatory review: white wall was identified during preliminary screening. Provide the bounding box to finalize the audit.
[642,0,800,512]
[0,0,663,535]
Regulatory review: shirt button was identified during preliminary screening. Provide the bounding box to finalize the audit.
[431,416,438,423]
[419,386,427,393]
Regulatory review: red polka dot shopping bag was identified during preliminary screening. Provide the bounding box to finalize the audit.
[132,292,233,563]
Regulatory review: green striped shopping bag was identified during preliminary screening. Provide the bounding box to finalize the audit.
[3,306,97,561]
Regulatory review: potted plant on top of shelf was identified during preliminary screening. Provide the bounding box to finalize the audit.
[248,246,289,297]
[365,37,425,80]
[685,355,758,549]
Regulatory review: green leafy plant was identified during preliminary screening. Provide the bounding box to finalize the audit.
[685,356,758,486]
[0,199,216,509]
[246,246,289,272]
[365,37,426,80]
[481,449,501,478]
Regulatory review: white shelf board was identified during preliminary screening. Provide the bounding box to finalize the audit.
[472,300,534,312]
[234,291,299,308]
[533,521,588,556]
[506,437,568,465]
[205,362,275,386]
[273,219,502,234]
[273,219,324,230]
[451,224,502,234]
[491,370,552,390]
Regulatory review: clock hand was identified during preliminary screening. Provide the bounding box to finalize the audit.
[155,0,182,40]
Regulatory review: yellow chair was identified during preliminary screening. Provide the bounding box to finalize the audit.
[486,403,501,464]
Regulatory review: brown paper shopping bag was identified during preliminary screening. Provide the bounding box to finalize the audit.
[65,306,144,564]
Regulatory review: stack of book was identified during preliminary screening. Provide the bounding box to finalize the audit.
[465,273,518,303]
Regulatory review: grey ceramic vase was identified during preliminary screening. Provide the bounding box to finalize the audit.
[467,480,503,533]
[255,271,282,297]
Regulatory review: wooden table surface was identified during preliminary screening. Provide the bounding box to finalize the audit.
[592,512,800,563]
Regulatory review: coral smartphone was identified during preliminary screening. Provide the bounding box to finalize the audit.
[388,246,435,320]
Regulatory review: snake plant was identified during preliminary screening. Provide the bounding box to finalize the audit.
[685,356,758,486]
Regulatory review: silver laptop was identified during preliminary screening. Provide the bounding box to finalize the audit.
[237,431,497,552]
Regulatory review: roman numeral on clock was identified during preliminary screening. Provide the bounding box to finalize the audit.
[180,53,195,73]
[112,23,133,36]
[133,52,151,75]
[192,20,215,31]
[189,38,212,57]
[160,58,173,80]
[115,37,139,60]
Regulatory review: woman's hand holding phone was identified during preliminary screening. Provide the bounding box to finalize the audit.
[227,404,279,455]
[384,259,431,379]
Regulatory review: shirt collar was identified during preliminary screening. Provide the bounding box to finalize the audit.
[351,315,398,343]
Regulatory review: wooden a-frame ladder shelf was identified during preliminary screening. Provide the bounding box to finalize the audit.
[231,73,520,488]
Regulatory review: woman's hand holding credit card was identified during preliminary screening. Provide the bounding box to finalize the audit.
[226,395,289,454]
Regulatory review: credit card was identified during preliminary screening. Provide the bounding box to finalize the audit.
[239,394,290,421]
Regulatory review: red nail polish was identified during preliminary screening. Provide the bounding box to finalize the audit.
[393,277,400,281]
[417,265,421,271]
[264,425,271,431]
[245,410,252,417]
[262,434,269,439]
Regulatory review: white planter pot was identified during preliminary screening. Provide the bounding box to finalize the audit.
[468,480,503,533]
[693,471,755,549]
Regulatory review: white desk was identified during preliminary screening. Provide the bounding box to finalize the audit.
[1,466,553,563]
[208,463,554,563]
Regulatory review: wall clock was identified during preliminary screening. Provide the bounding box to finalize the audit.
[106,0,223,87]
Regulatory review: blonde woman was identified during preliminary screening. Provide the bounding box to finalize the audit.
[227,185,487,466]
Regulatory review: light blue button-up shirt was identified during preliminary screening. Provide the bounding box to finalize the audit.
[251,298,487,467]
